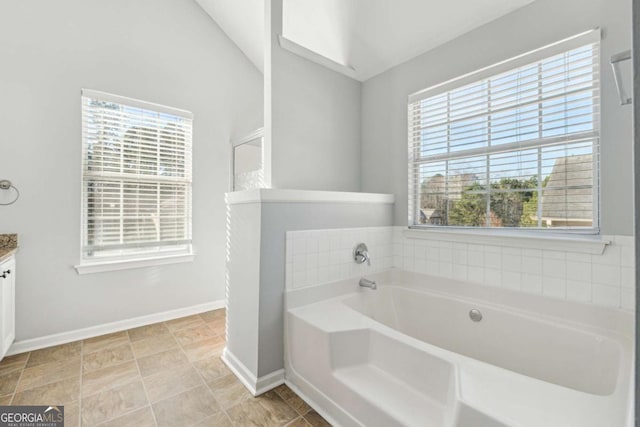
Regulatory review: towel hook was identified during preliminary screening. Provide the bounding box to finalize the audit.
[0,180,20,205]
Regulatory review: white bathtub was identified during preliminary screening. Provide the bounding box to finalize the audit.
[285,269,633,427]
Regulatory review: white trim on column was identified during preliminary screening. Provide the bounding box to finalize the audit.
[221,348,284,396]
[6,300,224,356]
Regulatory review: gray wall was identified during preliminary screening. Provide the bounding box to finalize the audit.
[268,16,362,192]
[361,0,633,235]
[0,0,263,341]
[257,202,393,376]
[226,202,262,377]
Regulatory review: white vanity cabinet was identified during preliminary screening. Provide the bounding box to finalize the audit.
[0,256,15,360]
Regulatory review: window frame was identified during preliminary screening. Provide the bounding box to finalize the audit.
[76,89,194,274]
[407,29,601,234]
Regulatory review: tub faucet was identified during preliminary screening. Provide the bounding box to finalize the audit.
[353,243,371,266]
[359,277,377,290]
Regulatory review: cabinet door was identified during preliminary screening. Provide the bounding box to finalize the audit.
[0,258,15,359]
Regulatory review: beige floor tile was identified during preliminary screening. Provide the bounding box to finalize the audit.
[172,324,217,346]
[0,313,317,427]
[207,374,252,409]
[227,396,297,427]
[304,410,331,427]
[143,363,204,403]
[82,360,140,397]
[127,323,171,342]
[12,376,80,405]
[273,384,296,401]
[0,370,21,396]
[199,309,225,323]
[192,356,230,382]
[0,352,30,376]
[164,314,206,332]
[27,342,81,368]
[83,342,134,373]
[130,333,178,359]
[82,380,148,426]
[286,417,313,427]
[152,385,221,427]
[94,406,156,427]
[203,317,226,336]
[136,348,189,378]
[256,391,299,423]
[284,394,311,416]
[181,336,225,362]
[193,411,233,427]
[17,357,80,392]
[83,331,129,354]
[64,400,80,427]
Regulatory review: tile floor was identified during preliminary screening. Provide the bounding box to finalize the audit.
[0,309,331,427]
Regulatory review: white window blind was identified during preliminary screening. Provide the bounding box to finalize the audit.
[81,89,193,261]
[408,30,600,231]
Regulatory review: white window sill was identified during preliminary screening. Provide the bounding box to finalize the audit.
[75,252,195,275]
[404,228,610,254]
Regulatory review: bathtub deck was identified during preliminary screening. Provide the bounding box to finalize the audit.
[335,364,446,427]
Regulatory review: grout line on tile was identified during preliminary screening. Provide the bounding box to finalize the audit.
[78,341,83,426]
[159,316,222,424]
[129,331,159,427]
[10,352,31,403]
[188,311,236,423]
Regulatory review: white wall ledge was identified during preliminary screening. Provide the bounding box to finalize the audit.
[225,189,395,205]
[404,228,610,254]
[75,253,195,274]
[277,35,359,81]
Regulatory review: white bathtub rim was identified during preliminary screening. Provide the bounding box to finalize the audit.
[290,282,632,350]
[393,269,633,334]
[288,268,633,339]
[347,283,633,345]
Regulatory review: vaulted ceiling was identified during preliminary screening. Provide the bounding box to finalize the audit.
[195,0,534,81]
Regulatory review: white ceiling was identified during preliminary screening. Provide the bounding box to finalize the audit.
[195,0,534,81]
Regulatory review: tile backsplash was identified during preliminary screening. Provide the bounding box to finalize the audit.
[285,227,393,290]
[286,226,635,311]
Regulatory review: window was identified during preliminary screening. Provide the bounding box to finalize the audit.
[408,31,600,231]
[80,89,193,265]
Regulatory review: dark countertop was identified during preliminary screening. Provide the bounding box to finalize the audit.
[0,234,17,262]
[0,248,16,263]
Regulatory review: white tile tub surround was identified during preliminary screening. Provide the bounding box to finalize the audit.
[394,228,636,310]
[286,227,394,289]
[285,226,635,310]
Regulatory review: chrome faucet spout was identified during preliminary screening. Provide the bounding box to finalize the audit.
[359,277,377,290]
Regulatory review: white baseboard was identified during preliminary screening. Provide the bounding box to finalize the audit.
[7,300,225,356]
[256,368,285,395]
[221,348,284,396]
